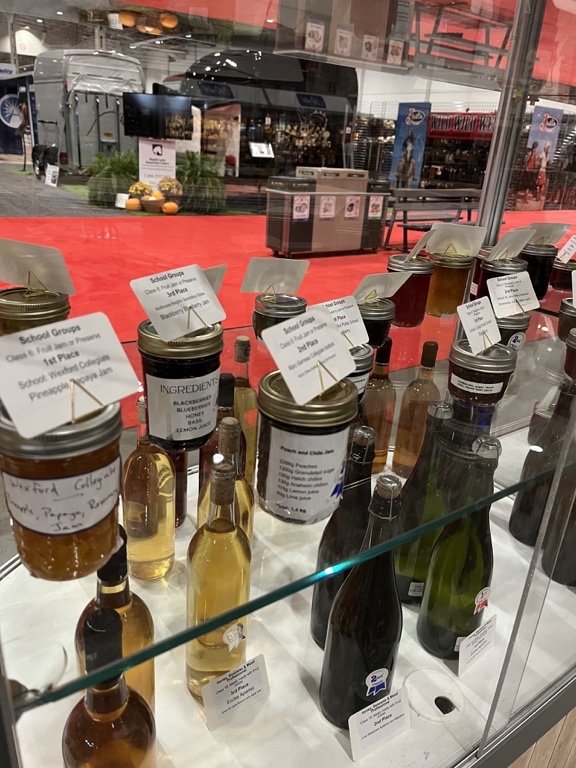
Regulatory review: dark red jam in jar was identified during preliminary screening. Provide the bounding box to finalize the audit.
[496,313,531,351]
[477,258,528,300]
[558,299,576,342]
[550,260,576,292]
[137,320,224,452]
[387,255,433,328]
[518,244,558,300]
[252,293,307,340]
[358,298,395,347]
[448,339,517,406]
[468,247,491,301]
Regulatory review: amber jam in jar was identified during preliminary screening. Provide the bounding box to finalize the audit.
[477,258,528,300]
[358,298,395,347]
[496,313,531,351]
[137,320,223,452]
[387,255,433,327]
[558,299,576,342]
[256,372,357,524]
[426,254,473,317]
[448,339,517,406]
[0,288,71,336]
[550,260,576,292]
[0,404,122,580]
[518,244,558,300]
[252,293,307,341]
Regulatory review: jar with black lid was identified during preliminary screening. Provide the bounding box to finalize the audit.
[477,258,528,300]
[558,298,576,342]
[550,260,576,292]
[348,344,374,399]
[496,313,531,351]
[0,287,71,336]
[358,298,395,348]
[0,404,121,580]
[257,372,357,524]
[137,320,223,452]
[252,293,307,340]
[518,243,558,300]
[387,255,433,328]
[448,339,517,407]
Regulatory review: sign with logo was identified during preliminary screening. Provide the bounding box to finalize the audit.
[390,102,431,188]
[138,138,176,186]
[0,65,16,80]
[427,112,496,140]
[526,106,563,165]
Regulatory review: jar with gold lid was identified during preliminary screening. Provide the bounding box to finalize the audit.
[477,257,528,300]
[252,293,307,341]
[426,253,473,317]
[0,287,71,336]
[358,298,395,348]
[518,243,558,300]
[550,260,576,292]
[387,255,433,327]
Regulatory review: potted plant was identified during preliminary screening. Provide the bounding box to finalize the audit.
[157,177,183,203]
[176,152,226,214]
[87,151,139,207]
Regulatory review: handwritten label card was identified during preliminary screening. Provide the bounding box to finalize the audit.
[0,312,140,439]
[487,272,539,318]
[529,223,571,246]
[0,238,75,295]
[261,310,355,405]
[130,265,226,341]
[240,257,309,294]
[203,264,227,294]
[457,297,501,355]
[483,228,535,263]
[349,688,411,762]
[310,296,369,347]
[202,655,270,730]
[558,235,576,264]
[458,615,497,676]
[353,272,411,301]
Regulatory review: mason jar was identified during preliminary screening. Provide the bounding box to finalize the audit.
[518,243,558,300]
[558,298,576,342]
[358,298,395,348]
[426,254,473,317]
[477,257,529,300]
[448,339,517,407]
[496,313,531,351]
[252,293,307,341]
[0,288,71,336]
[387,255,433,328]
[550,260,576,292]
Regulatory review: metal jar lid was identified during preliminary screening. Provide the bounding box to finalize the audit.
[258,371,358,428]
[0,403,122,459]
[0,288,70,321]
[520,244,558,259]
[553,259,576,272]
[350,344,374,376]
[358,298,396,321]
[137,319,224,359]
[480,257,528,275]
[449,338,517,374]
[429,253,474,268]
[560,298,576,318]
[254,293,307,319]
[496,313,531,331]
[387,255,433,274]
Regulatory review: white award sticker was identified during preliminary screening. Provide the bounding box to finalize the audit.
[310,296,369,347]
[319,195,336,220]
[0,238,75,295]
[457,297,501,355]
[482,228,535,262]
[487,272,540,318]
[349,687,411,762]
[353,272,411,300]
[202,655,270,731]
[334,28,353,57]
[293,194,311,221]
[558,235,576,264]
[130,264,226,342]
[367,195,384,220]
[344,195,361,219]
[261,310,355,405]
[458,615,497,676]
[203,264,227,294]
[240,257,309,294]
[529,223,571,245]
[0,312,139,439]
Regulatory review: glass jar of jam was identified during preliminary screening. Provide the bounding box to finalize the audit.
[477,258,528,300]
[256,372,357,524]
[448,339,517,406]
[0,404,122,581]
[348,344,374,398]
[387,255,433,328]
[0,288,71,336]
[518,244,558,300]
[137,320,223,452]
[550,260,576,292]
[496,313,531,351]
[468,247,491,301]
[252,293,307,341]
[358,298,395,347]
[426,254,473,317]
[558,298,576,342]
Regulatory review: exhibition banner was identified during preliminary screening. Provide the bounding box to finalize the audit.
[390,102,430,188]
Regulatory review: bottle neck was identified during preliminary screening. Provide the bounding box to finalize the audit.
[372,362,390,378]
[96,578,131,610]
[362,507,398,551]
[417,364,435,381]
[217,405,234,421]
[85,676,129,720]
[553,379,576,418]
[137,419,149,442]
[450,399,496,433]
[233,357,250,383]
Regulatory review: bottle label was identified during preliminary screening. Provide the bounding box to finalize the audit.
[469,282,478,297]
[263,424,349,522]
[450,373,503,395]
[408,581,424,597]
[223,622,246,652]
[145,369,220,443]
[506,332,526,351]
[474,587,490,615]
[366,668,389,696]
[350,371,371,396]
[2,457,121,536]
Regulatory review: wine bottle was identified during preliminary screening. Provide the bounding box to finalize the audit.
[319,475,403,729]
[394,402,452,604]
[198,373,247,491]
[75,526,155,710]
[64,608,156,768]
[186,456,251,699]
[417,436,500,659]
[392,341,441,478]
[123,396,175,580]
[364,338,395,473]
[168,449,188,528]
[233,335,258,487]
[197,417,254,540]
[541,457,576,585]
[310,426,376,649]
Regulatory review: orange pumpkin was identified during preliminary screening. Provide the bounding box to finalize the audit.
[151,191,165,201]
[125,198,142,212]
[119,10,137,27]
[160,12,178,28]
[162,202,179,215]
[141,195,151,201]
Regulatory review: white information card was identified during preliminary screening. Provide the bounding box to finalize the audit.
[353,272,411,301]
[0,238,75,295]
[558,235,576,264]
[202,655,270,731]
[487,272,539,318]
[457,297,501,355]
[240,257,309,294]
[310,296,369,347]
[348,687,411,762]
[458,615,497,676]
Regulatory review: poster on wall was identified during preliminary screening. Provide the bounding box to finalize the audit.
[389,102,431,189]
[515,106,564,212]
[138,138,176,186]
[0,78,24,155]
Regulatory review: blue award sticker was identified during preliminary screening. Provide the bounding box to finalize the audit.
[366,668,388,696]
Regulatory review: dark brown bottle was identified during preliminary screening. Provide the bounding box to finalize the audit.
[310,426,375,649]
[364,339,396,473]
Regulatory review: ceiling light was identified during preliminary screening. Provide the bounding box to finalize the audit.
[185,33,191,38]
[36,18,43,23]
[24,25,30,29]
[56,10,63,15]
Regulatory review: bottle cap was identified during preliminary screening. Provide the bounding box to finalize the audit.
[472,435,502,461]
[427,401,453,420]
[421,341,438,368]
[375,337,392,366]
[97,525,128,582]
[210,454,236,506]
[84,607,123,675]
[234,335,251,363]
[449,338,517,374]
[375,474,402,500]
[218,417,241,456]
[136,395,147,424]
[218,373,235,408]
[349,426,376,464]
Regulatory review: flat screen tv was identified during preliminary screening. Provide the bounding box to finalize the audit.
[123,93,194,140]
